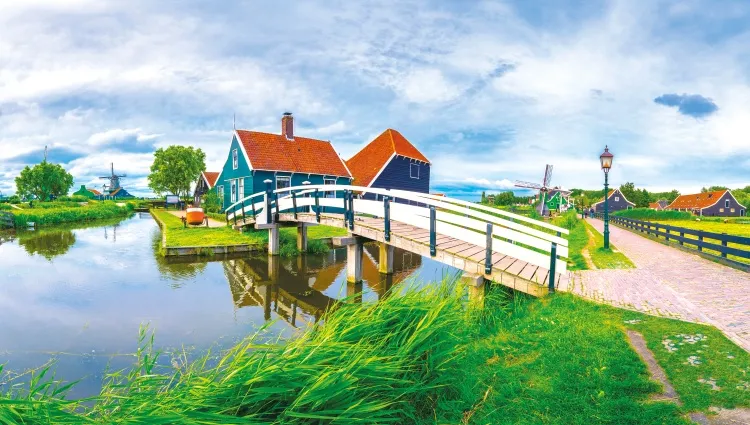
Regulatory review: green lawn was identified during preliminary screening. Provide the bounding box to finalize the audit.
[584,220,636,269]
[3,284,747,424]
[652,219,750,265]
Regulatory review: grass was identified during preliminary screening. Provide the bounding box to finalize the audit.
[557,215,589,271]
[2,284,747,424]
[584,220,636,269]
[614,208,694,221]
[648,219,750,265]
[12,202,134,227]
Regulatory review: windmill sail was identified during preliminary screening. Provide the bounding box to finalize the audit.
[514,180,542,189]
[543,165,553,188]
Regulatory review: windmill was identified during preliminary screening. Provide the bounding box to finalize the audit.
[99,163,126,193]
[514,164,554,217]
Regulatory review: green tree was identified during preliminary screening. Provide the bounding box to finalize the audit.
[15,161,74,202]
[203,189,222,213]
[619,182,636,203]
[481,191,487,204]
[701,186,728,193]
[148,146,206,200]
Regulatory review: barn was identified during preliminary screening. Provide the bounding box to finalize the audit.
[345,129,430,202]
[592,189,635,213]
[667,190,746,217]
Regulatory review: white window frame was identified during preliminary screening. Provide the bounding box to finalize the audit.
[719,208,724,213]
[276,176,291,190]
[230,180,237,203]
[238,178,244,199]
[615,196,619,202]
[324,178,336,198]
[410,163,420,179]
[218,185,224,202]
[725,199,730,208]
[232,149,238,170]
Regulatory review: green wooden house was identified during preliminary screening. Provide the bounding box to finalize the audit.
[545,189,572,213]
[72,185,102,199]
[214,113,352,211]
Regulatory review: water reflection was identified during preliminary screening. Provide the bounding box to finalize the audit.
[17,230,77,260]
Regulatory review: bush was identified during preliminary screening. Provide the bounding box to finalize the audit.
[13,203,133,227]
[57,195,91,202]
[554,210,579,230]
[203,190,222,213]
[0,203,12,211]
[613,208,693,221]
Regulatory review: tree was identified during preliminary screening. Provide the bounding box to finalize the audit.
[701,186,728,193]
[148,146,206,200]
[481,191,487,204]
[619,182,636,203]
[15,161,74,202]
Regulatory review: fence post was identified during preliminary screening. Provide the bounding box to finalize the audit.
[251,198,256,219]
[292,191,298,219]
[264,179,273,224]
[679,231,684,245]
[384,196,391,242]
[548,242,557,294]
[721,233,728,258]
[698,234,703,251]
[314,189,320,223]
[485,223,493,274]
[348,191,355,231]
[429,206,436,256]
[665,225,670,242]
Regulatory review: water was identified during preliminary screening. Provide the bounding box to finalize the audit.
[0,214,456,398]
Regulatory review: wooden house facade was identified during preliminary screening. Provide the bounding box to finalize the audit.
[345,129,430,203]
[194,171,220,205]
[667,190,746,217]
[592,189,635,213]
[72,185,101,199]
[214,113,352,211]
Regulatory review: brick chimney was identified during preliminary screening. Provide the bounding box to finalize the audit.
[281,112,294,140]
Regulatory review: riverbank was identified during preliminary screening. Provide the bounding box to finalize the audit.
[150,209,347,256]
[2,282,747,424]
[10,201,134,227]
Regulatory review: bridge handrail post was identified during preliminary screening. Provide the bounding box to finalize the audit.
[429,206,436,256]
[548,242,557,294]
[241,200,246,223]
[225,209,229,225]
[274,191,280,222]
[384,196,391,242]
[264,179,273,224]
[343,189,349,228]
[485,223,493,274]
[233,204,237,226]
[348,191,355,230]
[251,199,256,219]
[292,191,298,219]
[314,189,320,223]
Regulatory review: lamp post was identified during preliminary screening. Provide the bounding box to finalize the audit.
[599,146,614,249]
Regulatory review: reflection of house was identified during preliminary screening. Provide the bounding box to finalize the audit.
[346,129,430,202]
[649,200,669,211]
[667,190,746,217]
[214,112,352,211]
[194,171,220,206]
[592,189,635,213]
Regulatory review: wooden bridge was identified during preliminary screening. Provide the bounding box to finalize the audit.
[224,184,570,297]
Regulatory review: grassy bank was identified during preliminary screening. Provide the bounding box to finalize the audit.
[12,202,134,227]
[583,220,636,269]
[2,284,747,424]
[614,208,694,221]
[151,209,346,256]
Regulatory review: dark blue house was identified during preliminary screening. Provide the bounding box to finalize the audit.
[593,188,635,213]
[346,129,430,202]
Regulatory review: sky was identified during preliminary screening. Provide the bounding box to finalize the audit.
[1,0,749,200]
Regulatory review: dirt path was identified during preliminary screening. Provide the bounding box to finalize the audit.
[566,218,750,353]
[581,227,598,270]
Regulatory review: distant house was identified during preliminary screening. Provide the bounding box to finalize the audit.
[100,187,134,200]
[667,190,746,217]
[215,112,352,211]
[72,185,102,199]
[194,171,220,205]
[545,188,572,213]
[649,200,669,211]
[345,129,430,202]
[592,189,635,213]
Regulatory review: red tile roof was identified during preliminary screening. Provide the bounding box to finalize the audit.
[667,190,727,210]
[235,130,350,178]
[345,129,430,187]
[649,202,661,210]
[202,171,220,188]
[88,188,102,196]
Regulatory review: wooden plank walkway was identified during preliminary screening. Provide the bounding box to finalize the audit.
[265,212,568,296]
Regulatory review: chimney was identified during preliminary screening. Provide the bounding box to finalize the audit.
[281,112,294,140]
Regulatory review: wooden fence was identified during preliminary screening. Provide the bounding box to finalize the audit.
[593,213,750,271]
[0,211,14,229]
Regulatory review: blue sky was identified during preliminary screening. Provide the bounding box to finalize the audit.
[1,0,749,200]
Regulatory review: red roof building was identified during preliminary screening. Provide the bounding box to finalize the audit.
[667,190,746,216]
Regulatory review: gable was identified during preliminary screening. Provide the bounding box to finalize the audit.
[346,129,429,187]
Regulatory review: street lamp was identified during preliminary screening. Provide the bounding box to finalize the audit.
[599,145,614,249]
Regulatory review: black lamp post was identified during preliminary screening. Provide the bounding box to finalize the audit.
[600,146,614,249]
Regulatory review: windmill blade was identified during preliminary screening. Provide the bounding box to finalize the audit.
[543,165,553,188]
[514,180,543,190]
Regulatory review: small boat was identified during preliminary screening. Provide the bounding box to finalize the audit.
[185,207,206,226]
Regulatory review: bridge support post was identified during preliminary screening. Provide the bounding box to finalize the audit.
[296,223,308,252]
[378,242,394,274]
[461,273,486,308]
[347,281,363,303]
[268,225,280,256]
[346,241,363,284]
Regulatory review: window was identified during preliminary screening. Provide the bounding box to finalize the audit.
[730,208,735,213]
[741,209,746,216]
[230,180,237,203]
[725,200,730,208]
[615,197,619,202]
[410,163,420,179]
[276,176,291,190]
[719,208,724,213]
[218,186,224,202]
[324,178,336,198]
[232,149,238,170]
[238,178,244,199]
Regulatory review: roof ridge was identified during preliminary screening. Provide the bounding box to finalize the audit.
[387,129,396,152]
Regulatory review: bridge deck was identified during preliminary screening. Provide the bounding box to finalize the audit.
[255,212,568,297]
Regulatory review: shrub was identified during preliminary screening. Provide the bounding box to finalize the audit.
[57,195,91,202]
[554,210,579,230]
[13,203,133,227]
[0,203,12,211]
[203,190,222,213]
[613,208,693,221]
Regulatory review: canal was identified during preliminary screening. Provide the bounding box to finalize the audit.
[0,213,457,398]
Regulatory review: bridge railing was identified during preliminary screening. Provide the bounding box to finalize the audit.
[229,184,569,276]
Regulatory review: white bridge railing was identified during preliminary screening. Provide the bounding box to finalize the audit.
[225,184,569,289]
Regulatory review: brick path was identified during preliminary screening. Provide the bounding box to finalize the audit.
[559,218,750,352]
